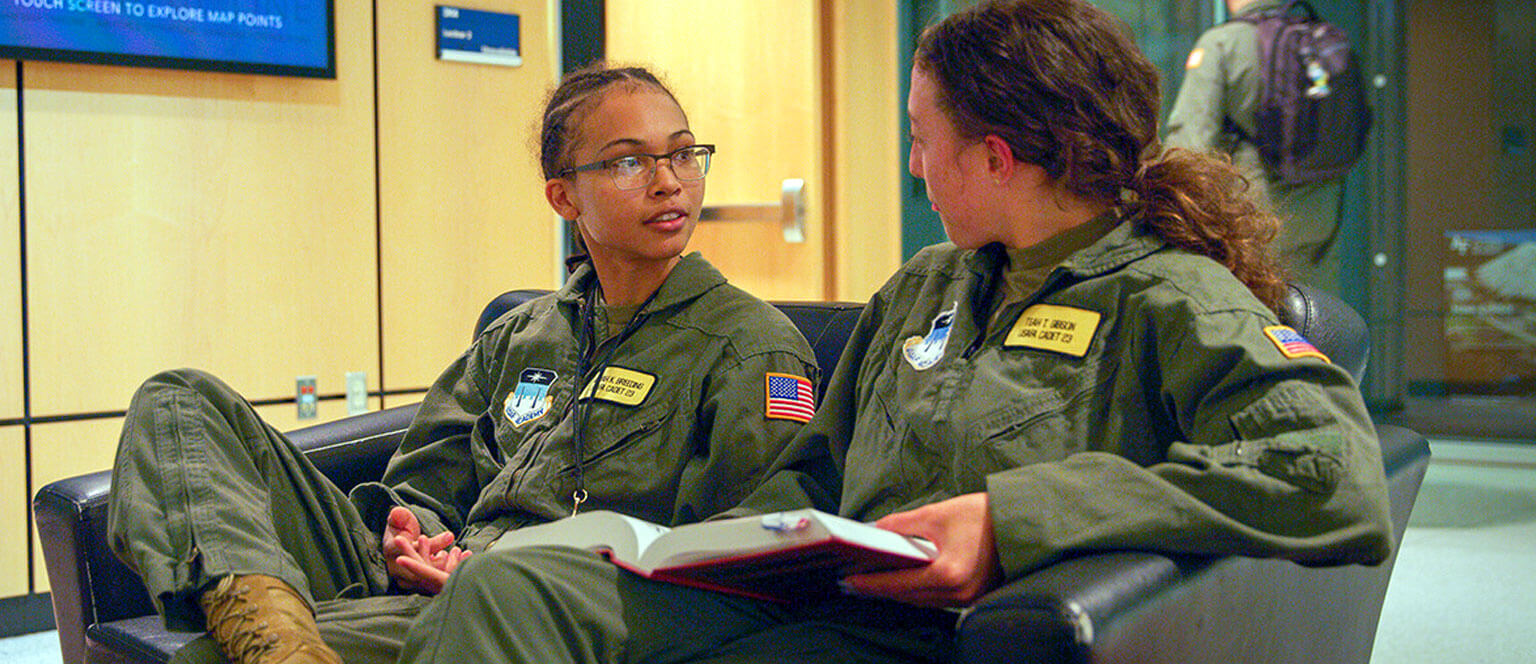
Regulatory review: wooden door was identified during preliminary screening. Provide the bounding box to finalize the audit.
[606,0,828,300]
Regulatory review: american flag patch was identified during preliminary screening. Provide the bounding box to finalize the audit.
[765,373,815,423]
[1263,325,1331,363]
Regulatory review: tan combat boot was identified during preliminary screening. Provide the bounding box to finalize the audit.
[199,574,342,664]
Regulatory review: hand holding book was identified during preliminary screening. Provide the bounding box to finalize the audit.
[839,492,1003,608]
[491,508,938,603]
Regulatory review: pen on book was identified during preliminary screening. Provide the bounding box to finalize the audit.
[760,513,811,532]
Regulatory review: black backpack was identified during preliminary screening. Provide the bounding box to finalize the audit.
[1232,0,1373,185]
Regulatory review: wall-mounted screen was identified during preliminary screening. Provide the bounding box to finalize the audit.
[0,1,335,78]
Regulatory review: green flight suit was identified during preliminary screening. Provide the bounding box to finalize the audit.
[107,252,818,664]
[397,219,1393,664]
[1165,0,1346,293]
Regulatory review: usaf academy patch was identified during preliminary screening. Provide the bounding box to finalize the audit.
[1185,46,1205,70]
[505,368,557,427]
[902,302,957,371]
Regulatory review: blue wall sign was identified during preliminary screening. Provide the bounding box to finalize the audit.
[436,5,521,67]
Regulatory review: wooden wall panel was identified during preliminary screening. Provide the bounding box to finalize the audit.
[2,64,19,421]
[1,426,25,598]
[377,1,559,393]
[830,1,902,302]
[20,1,379,418]
[608,0,827,301]
[27,418,119,593]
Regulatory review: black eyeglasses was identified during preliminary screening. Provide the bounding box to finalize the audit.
[560,144,715,190]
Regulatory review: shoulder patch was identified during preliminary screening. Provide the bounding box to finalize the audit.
[765,373,815,423]
[1185,47,1205,70]
[902,302,958,371]
[506,368,558,427]
[1263,325,1331,363]
[1005,304,1101,357]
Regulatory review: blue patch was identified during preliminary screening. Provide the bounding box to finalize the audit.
[505,368,558,427]
[902,303,957,371]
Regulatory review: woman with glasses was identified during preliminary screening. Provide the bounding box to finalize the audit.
[106,63,817,664]
[399,2,1392,663]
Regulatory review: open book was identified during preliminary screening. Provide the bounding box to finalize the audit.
[490,509,937,602]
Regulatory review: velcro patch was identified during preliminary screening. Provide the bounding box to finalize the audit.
[1186,47,1205,69]
[765,373,815,423]
[1263,325,1331,363]
[578,366,656,406]
[1004,304,1101,357]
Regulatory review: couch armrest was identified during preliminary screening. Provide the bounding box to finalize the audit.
[955,423,1431,664]
[34,468,150,664]
[954,550,1193,663]
[32,402,421,664]
[286,402,420,493]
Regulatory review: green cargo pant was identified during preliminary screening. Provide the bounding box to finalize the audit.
[399,545,957,664]
[108,368,427,664]
[1272,178,1344,295]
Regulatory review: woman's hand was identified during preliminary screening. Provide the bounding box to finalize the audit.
[839,492,1003,608]
[381,506,473,595]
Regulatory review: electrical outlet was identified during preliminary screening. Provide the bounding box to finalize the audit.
[345,371,369,415]
[296,376,318,420]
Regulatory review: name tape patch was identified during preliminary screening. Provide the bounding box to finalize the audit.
[578,366,656,406]
[1005,304,1101,357]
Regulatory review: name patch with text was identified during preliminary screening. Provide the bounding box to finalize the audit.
[578,366,656,407]
[1005,304,1101,357]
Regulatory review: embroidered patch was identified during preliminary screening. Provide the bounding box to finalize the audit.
[902,302,957,371]
[1186,47,1205,69]
[1004,304,1101,357]
[505,368,557,427]
[1264,325,1331,363]
[765,373,815,423]
[578,366,656,407]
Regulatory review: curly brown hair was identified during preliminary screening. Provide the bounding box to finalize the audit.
[915,0,1287,310]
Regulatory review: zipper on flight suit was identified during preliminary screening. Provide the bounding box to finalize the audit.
[502,280,658,515]
[502,290,605,502]
[961,244,1071,360]
[962,244,1006,360]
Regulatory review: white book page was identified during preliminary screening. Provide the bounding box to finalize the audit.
[614,512,671,558]
[640,513,815,569]
[490,510,672,563]
[814,512,937,559]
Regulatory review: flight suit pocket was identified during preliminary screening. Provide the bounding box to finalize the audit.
[845,391,927,513]
[566,406,672,471]
[554,402,675,500]
[961,390,1072,484]
[1225,384,1346,494]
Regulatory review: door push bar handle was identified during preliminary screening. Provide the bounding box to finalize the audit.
[698,178,806,244]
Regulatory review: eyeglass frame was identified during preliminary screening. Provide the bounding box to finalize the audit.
[558,144,716,190]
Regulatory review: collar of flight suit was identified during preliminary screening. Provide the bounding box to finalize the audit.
[553,251,729,316]
[961,213,1168,296]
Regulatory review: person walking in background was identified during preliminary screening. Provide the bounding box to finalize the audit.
[1166,0,1354,294]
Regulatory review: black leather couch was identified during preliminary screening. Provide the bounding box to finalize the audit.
[34,284,1428,664]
